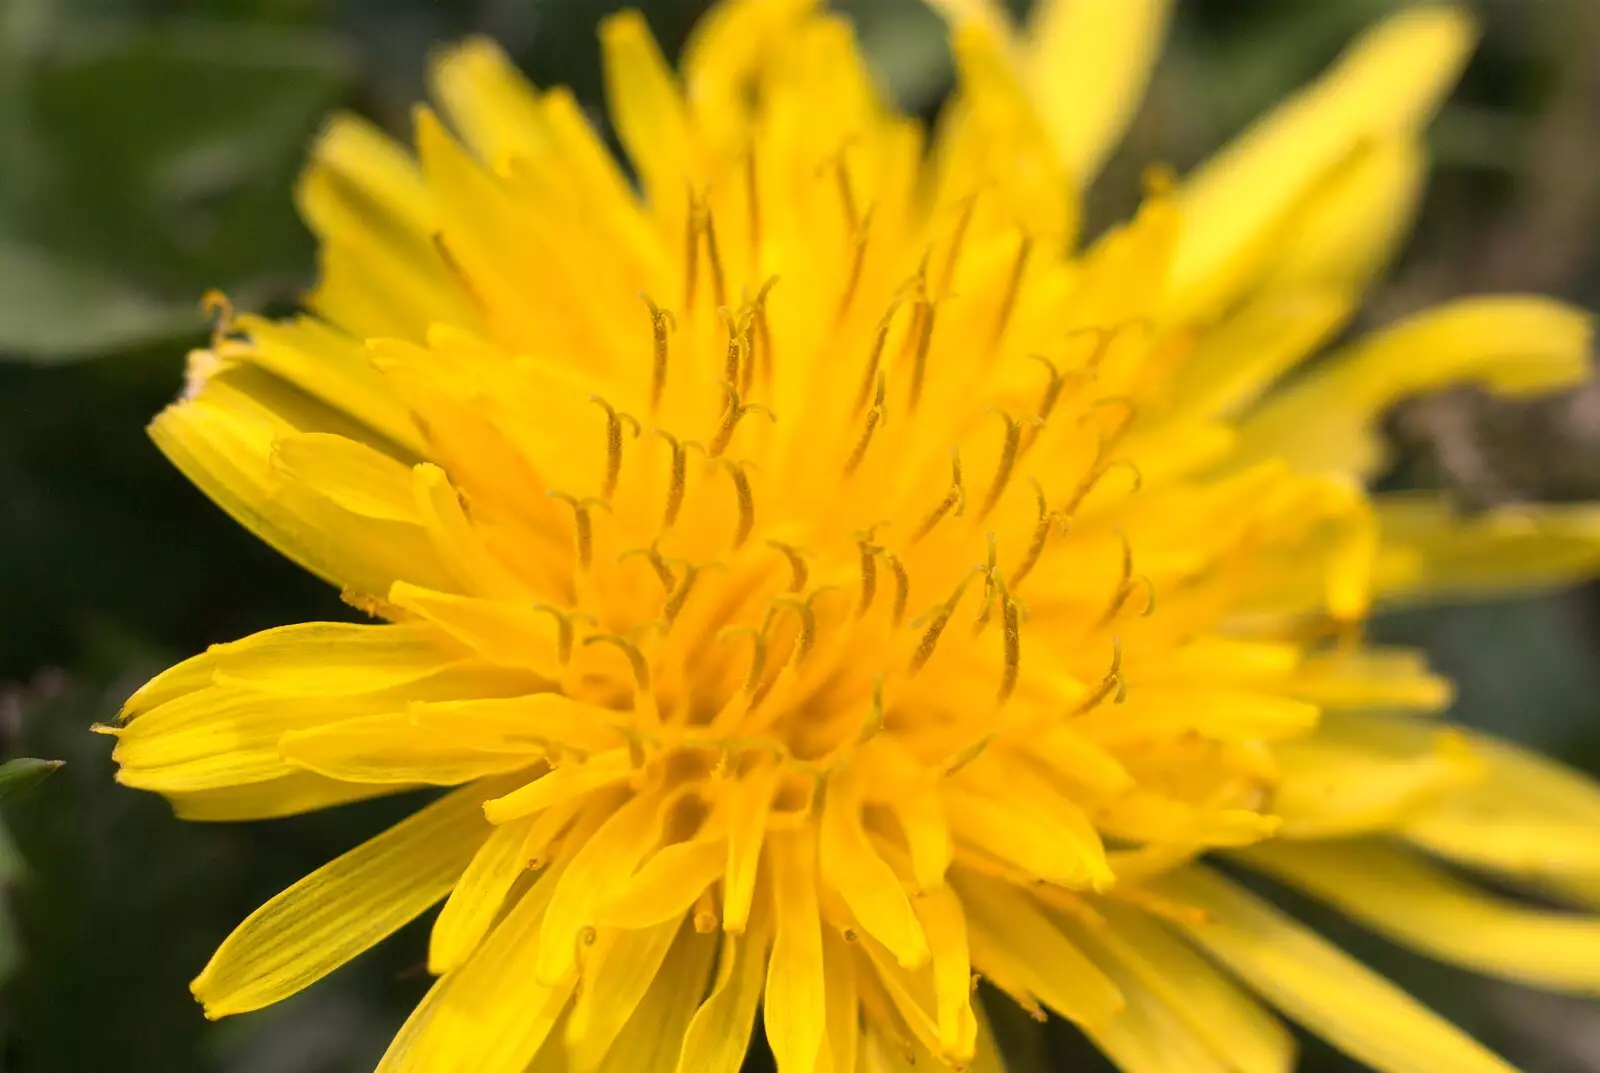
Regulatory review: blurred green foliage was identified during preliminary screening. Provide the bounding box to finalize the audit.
[1,0,1598,1071]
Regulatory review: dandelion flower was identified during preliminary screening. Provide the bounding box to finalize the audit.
[107,2,1600,1072]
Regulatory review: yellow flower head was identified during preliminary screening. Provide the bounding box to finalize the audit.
[108,2,1600,1072]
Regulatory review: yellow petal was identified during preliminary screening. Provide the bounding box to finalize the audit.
[591,926,718,1073]
[300,112,432,235]
[723,754,777,933]
[954,870,1123,1029]
[820,764,929,968]
[272,432,419,523]
[1375,495,1600,605]
[1057,920,1234,1073]
[482,751,635,825]
[1240,839,1600,995]
[944,22,1075,244]
[1169,5,1476,321]
[412,461,536,598]
[945,754,1113,888]
[822,927,862,1073]
[111,685,379,794]
[600,11,698,216]
[240,315,425,454]
[293,117,475,346]
[1152,866,1517,1073]
[165,773,408,822]
[388,583,566,675]
[191,784,493,1017]
[1402,726,1600,877]
[914,880,977,1061]
[279,712,539,785]
[1022,0,1171,185]
[567,918,692,1071]
[680,0,818,153]
[536,789,666,983]
[401,869,577,1073]
[120,646,222,719]
[429,37,548,165]
[1283,647,1453,712]
[675,913,772,1073]
[374,975,452,1073]
[765,829,828,1073]
[411,694,621,756]
[1082,902,1293,1073]
[1269,711,1480,839]
[1238,297,1593,475]
[1161,288,1354,423]
[428,814,534,972]
[200,621,463,696]
[1259,137,1426,295]
[1076,687,1319,745]
[151,369,456,598]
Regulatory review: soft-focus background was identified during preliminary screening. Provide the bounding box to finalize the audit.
[0,0,1597,1070]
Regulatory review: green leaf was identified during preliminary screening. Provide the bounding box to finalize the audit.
[0,757,64,801]
[0,244,195,360]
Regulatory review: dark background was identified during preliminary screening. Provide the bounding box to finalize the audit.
[1,0,1598,1070]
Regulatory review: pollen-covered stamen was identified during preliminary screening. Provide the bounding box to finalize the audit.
[937,193,978,297]
[836,207,874,324]
[1081,394,1138,448]
[938,731,998,778]
[431,233,488,315]
[851,527,888,616]
[1072,637,1128,714]
[844,372,887,476]
[661,560,724,628]
[909,568,981,674]
[906,296,939,412]
[638,294,676,416]
[720,306,754,390]
[200,289,234,350]
[973,531,1001,632]
[548,491,611,570]
[529,604,598,664]
[1099,532,1157,627]
[882,549,910,626]
[589,396,642,501]
[992,232,1033,346]
[701,197,729,312]
[708,381,776,458]
[1026,353,1082,426]
[853,300,902,415]
[909,450,966,545]
[827,148,861,235]
[1061,434,1143,517]
[856,543,878,614]
[1007,479,1058,591]
[716,458,758,548]
[767,540,810,592]
[859,676,886,743]
[975,409,1034,522]
[582,631,656,717]
[683,192,701,311]
[717,625,769,699]
[1063,319,1154,378]
[748,276,779,391]
[997,587,1024,703]
[619,540,678,592]
[654,430,702,530]
[770,593,822,665]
